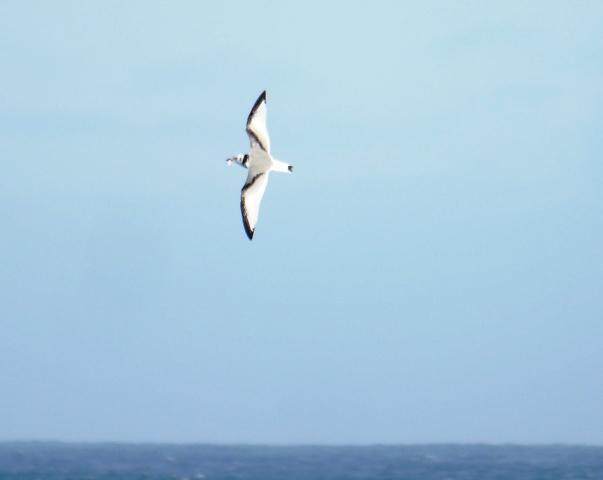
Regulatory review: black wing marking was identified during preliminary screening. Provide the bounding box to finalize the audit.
[240,172,266,240]
[246,90,266,126]
[245,90,270,153]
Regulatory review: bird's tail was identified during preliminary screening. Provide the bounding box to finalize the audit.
[270,159,293,173]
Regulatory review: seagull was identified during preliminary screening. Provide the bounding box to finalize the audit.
[226,91,293,240]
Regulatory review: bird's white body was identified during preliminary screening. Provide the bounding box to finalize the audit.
[226,91,293,240]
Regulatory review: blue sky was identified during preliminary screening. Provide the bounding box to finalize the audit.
[1,1,602,444]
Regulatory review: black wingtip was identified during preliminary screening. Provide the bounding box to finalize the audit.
[242,216,255,240]
[247,90,268,126]
[288,165,293,173]
[242,222,254,241]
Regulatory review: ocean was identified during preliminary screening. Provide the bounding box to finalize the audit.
[1,443,602,479]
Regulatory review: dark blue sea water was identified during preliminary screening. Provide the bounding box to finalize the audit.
[1,443,602,480]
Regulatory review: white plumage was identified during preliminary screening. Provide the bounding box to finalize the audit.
[227,91,293,240]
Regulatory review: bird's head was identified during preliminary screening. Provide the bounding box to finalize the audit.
[226,154,248,168]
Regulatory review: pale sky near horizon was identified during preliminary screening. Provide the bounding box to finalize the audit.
[1,1,602,444]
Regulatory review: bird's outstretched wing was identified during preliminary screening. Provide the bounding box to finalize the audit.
[240,171,270,240]
[246,91,271,154]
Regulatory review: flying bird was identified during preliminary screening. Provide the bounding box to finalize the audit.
[226,91,293,240]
